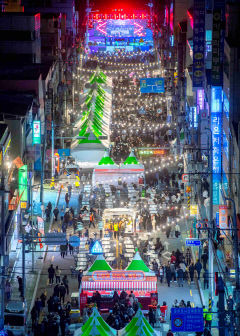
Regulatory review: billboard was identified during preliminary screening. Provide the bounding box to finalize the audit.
[140,78,165,93]
[219,205,228,234]
[192,0,205,89]
[171,307,204,332]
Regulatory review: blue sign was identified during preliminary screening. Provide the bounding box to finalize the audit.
[186,239,201,246]
[58,148,70,157]
[211,86,222,205]
[171,307,204,332]
[192,0,205,89]
[69,235,80,247]
[91,240,103,255]
[140,78,164,93]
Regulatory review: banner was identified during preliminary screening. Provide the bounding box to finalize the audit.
[192,0,205,89]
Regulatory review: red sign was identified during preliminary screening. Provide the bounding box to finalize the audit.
[182,174,189,183]
[92,270,145,281]
[219,205,228,233]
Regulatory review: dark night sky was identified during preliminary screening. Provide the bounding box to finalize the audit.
[91,0,148,11]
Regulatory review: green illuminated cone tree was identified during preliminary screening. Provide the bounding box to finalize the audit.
[118,309,158,336]
[74,307,116,336]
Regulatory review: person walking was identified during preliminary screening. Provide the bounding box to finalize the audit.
[62,275,69,295]
[60,244,67,258]
[113,222,119,239]
[159,266,164,284]
[53,207,59,221]
[48,264,55,285]
[17,276,23,297]
[89,212,95,228]
[59,283,66,304]
[55,266,61,284]
[5,280,11,301]
[60,207,65,221]
[195,260,203,280]
[174,223,181,238]
[40,292,47,308]
[148,307,156,327]
[31,306,38,331]
[201,252,208,270]
[166,265,172,287]
[177,267,184,287]
[189,263,195,282]
[170,262,176,282]
[203,269,209,289]
[78,269,83,289]
[69,243,74,255]
[65,192,70,207]
[185,248,192,266]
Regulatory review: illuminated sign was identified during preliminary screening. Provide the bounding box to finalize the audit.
[18,165,28,203]
[190,106,198,128]
[91,241,103,255]
[138,149,166,156]
[211,86,222,205]
[140,78,165,93]
[190,204,198,216]
[94,20,146,38]
[197,89,204,111]
[92,270,145,281]
[33,120,41,145]
[219,205,228,233]
[192,0,205,89]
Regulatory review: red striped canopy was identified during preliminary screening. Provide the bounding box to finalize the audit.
[82,280,157,291]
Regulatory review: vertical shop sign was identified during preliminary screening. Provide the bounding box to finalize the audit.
[18,165,28,207]
[192,0,205,89]
[33,120,41,145]
[219,205,228,235]
[211,9,223,86]
[211,86,222,205]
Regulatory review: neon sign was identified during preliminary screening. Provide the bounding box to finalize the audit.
[211,86,222,205]
[96,21,107,35]
[92,271,145,281]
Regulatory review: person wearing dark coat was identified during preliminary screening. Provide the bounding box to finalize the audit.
[48,264,55,284]
[165,266,172,287]
[195,260,203,280]
[53,207,59,221]
[53,284,60,297]
[189,263,195,282]
[201,252,208,270]
[59,283,66,304]
[149,307,156,327]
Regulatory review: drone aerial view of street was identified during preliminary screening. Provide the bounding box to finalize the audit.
[0,0,239,335]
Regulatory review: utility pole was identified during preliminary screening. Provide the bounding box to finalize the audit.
[0,153,6,330]
[30,176,34,273]
[223,197,240,336]
[21,212,25,301]
[51,120,55,189]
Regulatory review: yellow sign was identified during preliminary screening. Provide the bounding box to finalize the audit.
[20,201,27,209]
[190,204,198,216]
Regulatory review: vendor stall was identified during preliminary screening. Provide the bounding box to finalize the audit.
[102,208,137,235]
[92,150,144,186]
[80,252,157,311]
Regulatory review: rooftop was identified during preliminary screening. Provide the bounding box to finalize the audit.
[0,62,54,80]
[0,92,33,118]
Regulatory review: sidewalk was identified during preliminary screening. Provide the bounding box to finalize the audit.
[7,186,62,320]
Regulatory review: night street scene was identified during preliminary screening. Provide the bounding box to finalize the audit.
[0,0,239,335]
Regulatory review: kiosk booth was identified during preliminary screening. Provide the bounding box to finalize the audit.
[103,207,137,235]
[80,252,157,311]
